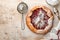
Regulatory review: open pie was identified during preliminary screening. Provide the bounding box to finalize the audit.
[57,30,60,40]
[26,6,54,34]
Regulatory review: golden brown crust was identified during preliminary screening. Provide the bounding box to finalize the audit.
[26,6,54,34]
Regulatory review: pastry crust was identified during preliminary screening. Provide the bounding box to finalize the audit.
[26,6,54,34]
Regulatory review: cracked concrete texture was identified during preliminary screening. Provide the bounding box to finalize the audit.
[0,0,22,40]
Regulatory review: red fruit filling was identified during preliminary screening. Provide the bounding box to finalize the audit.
[30,8,50,30]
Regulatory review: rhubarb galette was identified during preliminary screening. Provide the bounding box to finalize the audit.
[26,6,54,34]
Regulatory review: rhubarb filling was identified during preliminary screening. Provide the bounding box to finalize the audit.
[30,8,50,30]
